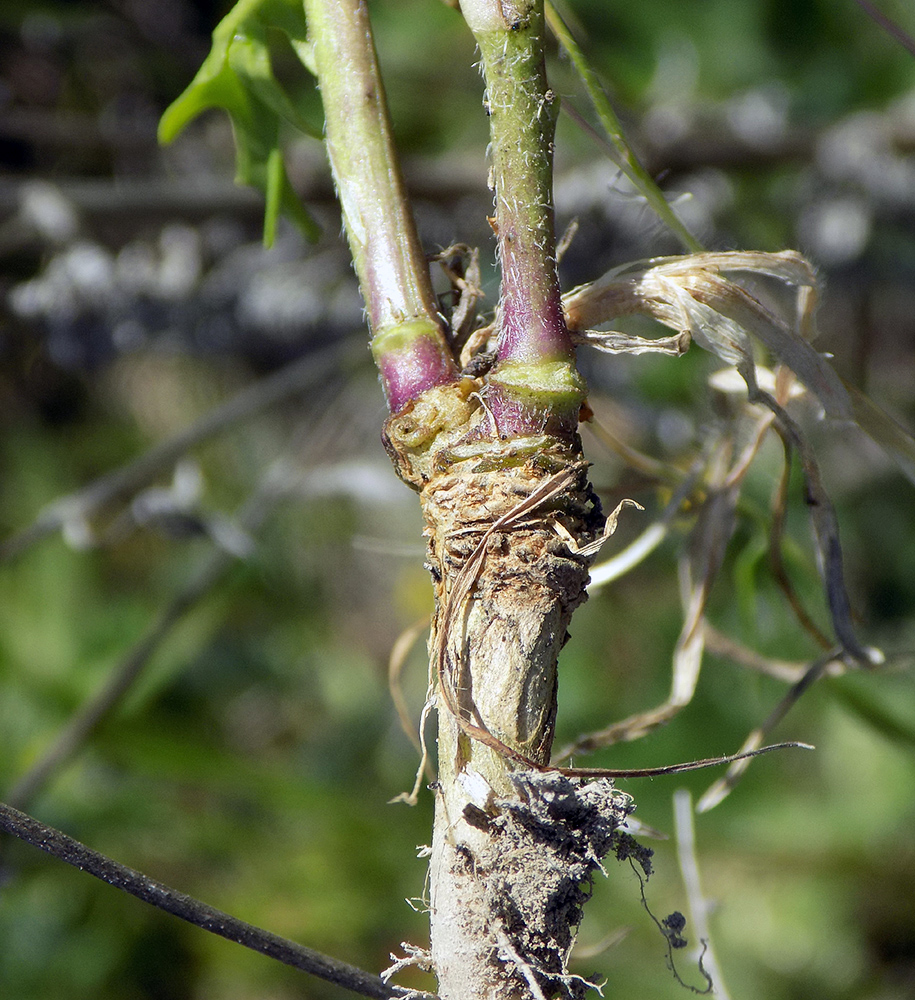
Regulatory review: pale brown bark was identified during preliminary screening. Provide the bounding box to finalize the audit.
[384,387,633,999]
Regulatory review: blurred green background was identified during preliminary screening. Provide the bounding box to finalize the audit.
[1,1,914,998]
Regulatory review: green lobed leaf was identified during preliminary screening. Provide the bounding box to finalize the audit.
[158,0,321,246]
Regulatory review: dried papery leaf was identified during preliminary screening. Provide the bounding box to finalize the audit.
[686,275,851,420]
[846,380,915,486]
[563,251,853,420]
[668,556,707,721]
[646,273,757,371]
[758,393,882,666]
[641,250,817,286]
[563,275,647,331]
[563,250,811,329]
[572,329,690,356]
[573,498,644,558]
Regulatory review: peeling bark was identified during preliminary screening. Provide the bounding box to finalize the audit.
[384,386,630,999]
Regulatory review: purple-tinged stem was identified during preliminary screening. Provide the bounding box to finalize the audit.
[303,0,458,412]
[464,0,585,437]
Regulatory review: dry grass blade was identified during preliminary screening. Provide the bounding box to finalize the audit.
[388,616,432,754]
[388,616,435,807]
[702,623,845,684]
[768,436,833,649]
[583,405,682,483]
[697,650,838,812]
[756,393,882,666]
[563,251,852,421]
[846,380,915,486]
[686,273,851,420]
[559,445,742,758]
[587,454,707,592]
[673,789,732,1000]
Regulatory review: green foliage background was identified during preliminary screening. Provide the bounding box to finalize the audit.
[1,1,914,998]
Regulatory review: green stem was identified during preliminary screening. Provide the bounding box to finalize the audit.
[304,0,457,411]
[464,0,586,436]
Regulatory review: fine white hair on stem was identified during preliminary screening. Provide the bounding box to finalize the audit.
[673,789,732,1000]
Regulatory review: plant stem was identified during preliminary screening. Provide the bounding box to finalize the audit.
[373,11,624,998]
[465,0,585,437]
[0,802,400,1000]
[303,0,457,412]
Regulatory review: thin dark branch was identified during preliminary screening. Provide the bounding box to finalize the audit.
[0,801,405,1000]
[6,472,283,810]
[5,543,234,810]
[5,375,370,811]
[0,340,355,564]
[854,0,915,58]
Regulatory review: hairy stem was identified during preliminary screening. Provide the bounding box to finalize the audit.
[303,0,458,412]
[308,4,621,997]
[465,0,585,437]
